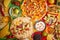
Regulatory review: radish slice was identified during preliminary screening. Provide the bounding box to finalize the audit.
[35,21,45,31]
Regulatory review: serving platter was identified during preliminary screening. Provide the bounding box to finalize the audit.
[0,0,60,40]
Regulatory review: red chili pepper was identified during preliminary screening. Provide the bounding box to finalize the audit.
[0,5,4,16]
[1,10,4,16]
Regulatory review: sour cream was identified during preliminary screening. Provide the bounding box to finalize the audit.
[35,21,45,31]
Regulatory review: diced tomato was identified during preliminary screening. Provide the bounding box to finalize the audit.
[11,28,14,30]
[25,28,29,30]
[17,24,23,28]
[41,36,47,40]
[20,30,23,33]
[58,22,60,24]
[24,2,27,4]
[55,14,58,18]
[13,1,20,6]
[7,35,11,38]
[42,18,45,22]
[18,32,20,35]
[46,23,51,26]
[11,28,14,33]
[37,0,40,2]
[11,35,15,38]
[7,35,14,38]
[16,2,20,6]
[36,14,39,16]
[13,31,16,34]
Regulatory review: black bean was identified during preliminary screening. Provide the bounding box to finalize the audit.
[33,34,41,40]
